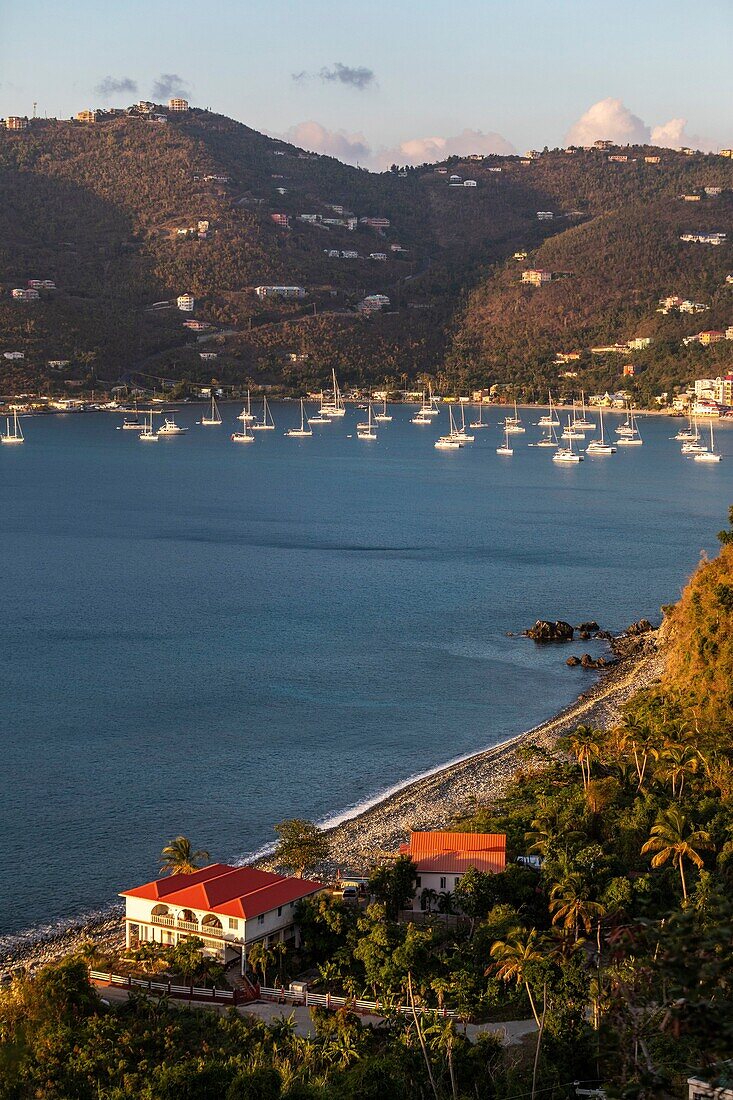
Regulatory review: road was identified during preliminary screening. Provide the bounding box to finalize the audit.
[94,983,535,1043]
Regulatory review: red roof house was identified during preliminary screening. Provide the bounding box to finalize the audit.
[121,864,325,970]
[400,830,507,910]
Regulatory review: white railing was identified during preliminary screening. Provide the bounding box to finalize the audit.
[145,916,224,938]
[90,970,235,1001]
[258,986,460,1019]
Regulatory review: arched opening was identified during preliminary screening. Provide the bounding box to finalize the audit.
[201,914,223,935]
[178,909,198,925]
[151,903,170,917]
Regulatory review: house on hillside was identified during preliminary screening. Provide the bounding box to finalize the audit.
[255,286,307,300]
[177,294,195,312]
[521,269,553,286]
[4,116,29,130]
[12,288,39,301]
[400,830,507,911]
[536,210,554,220]
[121,863,325,973]
[168,98,189,112]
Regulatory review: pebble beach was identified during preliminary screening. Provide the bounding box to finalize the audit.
[1,630,664,974]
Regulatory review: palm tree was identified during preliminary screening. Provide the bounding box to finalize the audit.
[641,807,713,900]
[420,887,438,913]
[619,720,659,790]
[549,874,606,939]
[159,835,211,876]
[564,725,600,789]
[657,744,699,799]
[489,929,545,1027]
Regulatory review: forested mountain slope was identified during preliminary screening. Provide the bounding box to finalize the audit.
[1,108,731,396]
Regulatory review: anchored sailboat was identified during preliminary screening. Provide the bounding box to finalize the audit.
[693,421,722,463]
[139,409,158,442]
[1,408,25,445]
[252,395,276,431]
[357,403,377,440]
[615,407,643,446]
[553,419,584,462]
[374,396,392,423]
[435,406,464,448]
[231,406,255,442]
[285,398,313,437]
[200,394,222,426]
[496,424,513,456]
[586,408,616,454]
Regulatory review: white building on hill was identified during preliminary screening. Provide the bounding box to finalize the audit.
[121,863,325,973]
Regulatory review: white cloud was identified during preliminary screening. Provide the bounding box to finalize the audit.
[566,98,717,152]
[377,128,515,168]
[281,120,371,164]
[565,97,649,146]
[650,118,715,152]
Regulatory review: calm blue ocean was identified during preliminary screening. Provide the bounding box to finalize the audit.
[0,403,730,941]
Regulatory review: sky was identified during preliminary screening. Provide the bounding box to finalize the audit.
[2,0,731,169]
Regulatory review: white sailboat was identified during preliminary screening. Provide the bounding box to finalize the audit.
[561,400,586,440]
[200,394,222,426]
[615,404,636,437]
[504,400,525,434]
[231,406,255,442]
[694,421,722,462]
[586,408,616,454]
[321,370,346,417]
[573,391,595,429]
[252,395,276,430]
[425,384,440,416]
[537,392,560,428]
[469,402,489,429]
[553,419,584,462]
[158,412,188,435]
[452,403,474,443]
[238,389,255,423]
[374,396,392,423]
[680,418,704,452]
[496,424,513,456]
[674,416,695,442]
[615,407,643,446]
[535,395,559,446]
[435,406,464,448]
[309,393,331,423]
[139,409,158,441]
[1,408,25,445]
[411,392,432,424]
[285,398,313,437]
[357,403,377,440]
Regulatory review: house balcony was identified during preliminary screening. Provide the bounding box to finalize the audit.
[149,914,225,939]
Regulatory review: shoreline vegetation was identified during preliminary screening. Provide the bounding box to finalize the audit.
[0,628,663,975]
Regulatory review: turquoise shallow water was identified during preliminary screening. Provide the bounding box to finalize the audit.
[0,403,730,941]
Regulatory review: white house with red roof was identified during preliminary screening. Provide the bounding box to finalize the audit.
[400,831,507,911]
[120,863,325,972]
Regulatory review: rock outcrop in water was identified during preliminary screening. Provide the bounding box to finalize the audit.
[525,620,574,643]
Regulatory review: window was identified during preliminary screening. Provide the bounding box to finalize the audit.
[228,918,238,930]
[454,877,461,887]
[290,901,295,908]
[440,877,446,890]
[277,906,282,917]
[416,876,421,887]
[257,914,265,926]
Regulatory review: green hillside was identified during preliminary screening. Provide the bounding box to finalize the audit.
[1,111,732,397]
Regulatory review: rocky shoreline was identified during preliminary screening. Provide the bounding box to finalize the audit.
[1,628,664,975]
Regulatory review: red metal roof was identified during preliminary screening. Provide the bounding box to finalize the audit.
[405,830,506,875]
[120,864,325,919]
